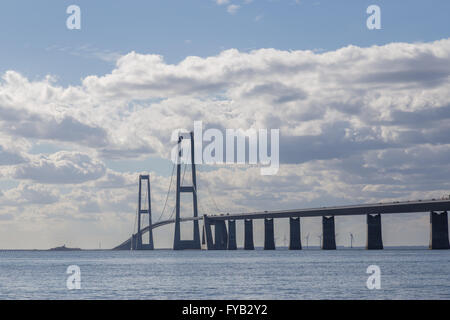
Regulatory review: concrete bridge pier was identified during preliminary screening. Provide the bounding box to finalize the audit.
[322,216,336,250]
[289,217,302,250]
[202,215,228,250]
[131,233,138,250]
[201,225,206,247]
[214,220,228,250]
[430,211,450,249]
[244,219,255,250]
[264,218,275,250]
[228,220,237,250]
[135,233,142,250]
[366,214,383,250]
[135,234,142,250]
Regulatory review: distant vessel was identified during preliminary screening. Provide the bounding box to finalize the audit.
[48,244,81,251]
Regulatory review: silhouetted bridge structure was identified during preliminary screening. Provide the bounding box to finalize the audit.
[114,132,450,251]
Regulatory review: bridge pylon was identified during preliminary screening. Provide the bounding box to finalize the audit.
[322,216,336,250]
[289,217,302,250]
[366,214,383,250]
[173,132,201,250]
[429,211,450,249]
[264,218,275,250]
[134,174,154,250]
[227,220,237,250]
[244,219,255,250]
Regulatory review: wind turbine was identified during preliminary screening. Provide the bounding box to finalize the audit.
[333,233,339,248]
[274,236,279,246]
[305,233,310,249]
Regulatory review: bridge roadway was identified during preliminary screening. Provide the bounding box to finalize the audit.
[114,199,450,249]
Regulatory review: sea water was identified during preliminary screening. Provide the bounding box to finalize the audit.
[0,248,449,300]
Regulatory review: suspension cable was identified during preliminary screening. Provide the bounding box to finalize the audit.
[206,186,222,214]
[167,162,187,221]
[192,169,221,215]
[133,205,138,234]
[155,162,176,223]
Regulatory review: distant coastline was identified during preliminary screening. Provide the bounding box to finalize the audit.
[48,244,81,251]
[0,246,433,251]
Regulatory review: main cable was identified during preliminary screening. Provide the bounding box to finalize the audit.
[155,162,176,223]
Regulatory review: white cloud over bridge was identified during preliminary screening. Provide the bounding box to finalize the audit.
[0,38,449,249]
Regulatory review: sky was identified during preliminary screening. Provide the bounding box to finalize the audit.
[0,0,449,249]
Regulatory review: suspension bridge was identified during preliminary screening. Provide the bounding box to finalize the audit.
[114,132,450,250]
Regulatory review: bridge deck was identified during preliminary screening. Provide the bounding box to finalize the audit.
[113,199,450,249]
[208,199,450,220]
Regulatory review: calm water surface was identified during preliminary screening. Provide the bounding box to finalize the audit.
[0,249,449,299]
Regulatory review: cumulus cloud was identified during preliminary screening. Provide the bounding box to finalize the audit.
[1,111,109,148]
[1,38,450,248]
[13,151,106,184]
[0,72,109,148]
[2,40,449,165]
[0,145,26,166]
[0,183,59,205]
[2,39,450,178]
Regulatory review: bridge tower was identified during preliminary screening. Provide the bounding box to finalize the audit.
[173,132,201,250]
[134,174,154,250]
